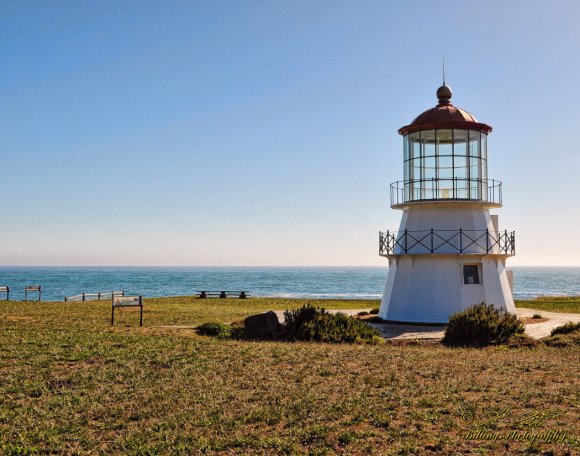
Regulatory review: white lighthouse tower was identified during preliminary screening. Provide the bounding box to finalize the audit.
[379,83,516,324]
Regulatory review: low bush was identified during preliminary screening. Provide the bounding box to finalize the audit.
[507,333,539,348]
[532,314,542,319]
[369,308,380,315]
[196,322,232,338]
[283,304,380,344]
[550,321,580,336]
[442,303,523,347]
[542,334,576,348]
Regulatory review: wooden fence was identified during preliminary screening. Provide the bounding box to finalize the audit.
[65,291,125,302]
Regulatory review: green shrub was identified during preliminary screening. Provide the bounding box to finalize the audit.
[283,304,380,344]
[442,303,523,347]
[542,335,574,348]
[196,322,232,338]
[550,321,580,336]
[532,314,542,319]
[507,333,539,348]
[369,307,380,315]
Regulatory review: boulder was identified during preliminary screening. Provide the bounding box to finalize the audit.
[244,311,283,340]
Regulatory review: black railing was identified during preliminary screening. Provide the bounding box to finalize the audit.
[390,178,502,207]
[379,229,515,256]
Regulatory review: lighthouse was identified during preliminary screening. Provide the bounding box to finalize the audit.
[378,83,516,324]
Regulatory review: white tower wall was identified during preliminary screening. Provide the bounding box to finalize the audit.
[380,202,514,323]
[379,254,515,324]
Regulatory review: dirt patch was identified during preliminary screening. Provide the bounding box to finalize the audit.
[521,317,549,324]
[4,315,36,322]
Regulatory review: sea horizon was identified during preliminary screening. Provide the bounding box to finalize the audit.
[1,265,578,302]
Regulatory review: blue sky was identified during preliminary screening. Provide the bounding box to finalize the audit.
[1,0,579,266]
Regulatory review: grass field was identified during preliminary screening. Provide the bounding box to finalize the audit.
[515,296,580,314]
[1,297,578,455]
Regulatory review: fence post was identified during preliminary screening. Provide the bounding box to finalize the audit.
[82,293,85,302]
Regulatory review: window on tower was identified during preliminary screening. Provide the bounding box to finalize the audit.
[463,265,481,285]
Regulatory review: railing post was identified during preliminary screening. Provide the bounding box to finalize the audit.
[486,228,489,253]
[430,228,434,254]
[459,228,463,253]
[504,229,508,254]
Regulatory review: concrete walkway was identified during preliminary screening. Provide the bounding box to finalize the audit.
[274,308,579,341]
[516,307,580,339]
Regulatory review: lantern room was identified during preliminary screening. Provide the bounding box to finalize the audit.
[390,85,501,208]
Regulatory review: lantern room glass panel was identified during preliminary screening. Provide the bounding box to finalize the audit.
[401,129,489,202]
[408,132,422,200]
[453,130,468,157]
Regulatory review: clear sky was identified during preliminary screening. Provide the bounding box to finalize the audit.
[1,0,579,266]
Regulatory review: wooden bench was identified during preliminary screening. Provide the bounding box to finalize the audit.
[0,286,9,301]
[196,291,249,299]
[24,286,41,301]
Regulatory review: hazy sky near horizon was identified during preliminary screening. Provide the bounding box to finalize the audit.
[1,1,579,266]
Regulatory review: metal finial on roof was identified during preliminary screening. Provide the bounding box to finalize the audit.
[437,58,452,105]
[436,84,452,105]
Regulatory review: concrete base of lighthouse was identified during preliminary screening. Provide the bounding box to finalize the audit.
[379,254,515,324]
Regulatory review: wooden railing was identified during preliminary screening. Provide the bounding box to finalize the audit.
[64,291,125,302]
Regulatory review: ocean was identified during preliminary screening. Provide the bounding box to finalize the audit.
[0,266,578,302]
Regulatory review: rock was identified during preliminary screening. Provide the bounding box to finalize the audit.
[243,311,283,340]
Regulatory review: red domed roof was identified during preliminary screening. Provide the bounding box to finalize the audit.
[398,85,492,135]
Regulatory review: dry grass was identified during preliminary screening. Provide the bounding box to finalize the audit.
[0,297,578,455]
